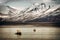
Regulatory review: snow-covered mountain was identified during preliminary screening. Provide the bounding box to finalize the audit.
[25,5,60,22]
[20,3,60,22]
[0,3,60,23]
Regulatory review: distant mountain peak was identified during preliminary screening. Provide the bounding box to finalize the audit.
[0,3,60,23]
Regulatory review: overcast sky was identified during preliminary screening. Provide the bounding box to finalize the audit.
[0,0,60,10]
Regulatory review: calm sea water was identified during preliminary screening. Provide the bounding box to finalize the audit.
[0,25,60,40]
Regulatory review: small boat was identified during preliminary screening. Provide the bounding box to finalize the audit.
[15,30,22,35]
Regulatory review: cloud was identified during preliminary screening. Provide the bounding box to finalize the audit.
[0,0,8,3]
[0,0,20,4]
